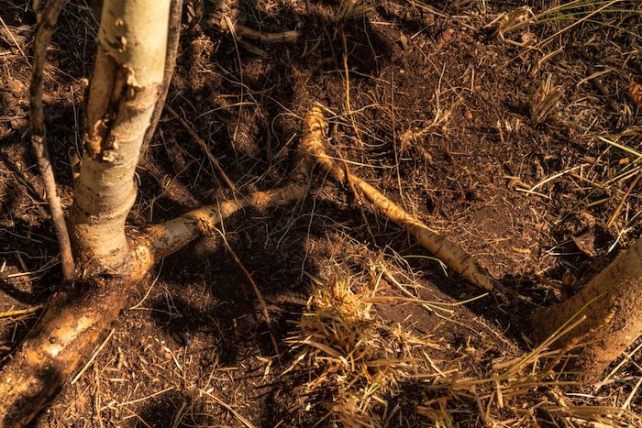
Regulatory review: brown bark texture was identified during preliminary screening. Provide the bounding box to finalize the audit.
[531,237,642,380]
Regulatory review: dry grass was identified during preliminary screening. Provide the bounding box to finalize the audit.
[284,271,425,426]
[282,262,641,427]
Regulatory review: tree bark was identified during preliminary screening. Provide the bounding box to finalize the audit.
[141,0,183,156]
[71,0,171,273]
[531,237,642,380]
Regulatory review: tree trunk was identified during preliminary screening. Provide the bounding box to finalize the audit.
[71,0,170,273]
[531,237,642,380]
[0,1,170,425]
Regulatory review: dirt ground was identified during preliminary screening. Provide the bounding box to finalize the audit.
[1,0,641,426]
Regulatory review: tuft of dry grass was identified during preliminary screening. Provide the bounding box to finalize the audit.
[531,73,565,123]
[284,271,430,426]
[416,326,641,427]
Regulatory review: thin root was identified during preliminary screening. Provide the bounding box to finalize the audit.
[300,106,511,301]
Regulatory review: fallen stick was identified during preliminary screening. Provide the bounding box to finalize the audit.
[233,24,299,43]
[221,15,300,43]
[300,107,510,300]
[30,0,74,282]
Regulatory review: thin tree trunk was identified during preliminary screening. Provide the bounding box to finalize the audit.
[71,0,171,273]
[531,237,642,380]
[141,0,183,156]
[0,1,171,425]
[30,0,75,282]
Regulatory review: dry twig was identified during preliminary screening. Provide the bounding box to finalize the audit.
[216,230,281,361]
[220,13,299,43]
[30,0,74,282]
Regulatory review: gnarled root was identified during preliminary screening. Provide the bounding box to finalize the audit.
[300,107,511,300]
[0,244,153,427]
[531,236,642,381]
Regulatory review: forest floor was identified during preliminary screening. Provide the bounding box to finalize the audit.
[1,0,641,426]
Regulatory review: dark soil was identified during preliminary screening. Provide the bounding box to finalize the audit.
[1,0,641,426]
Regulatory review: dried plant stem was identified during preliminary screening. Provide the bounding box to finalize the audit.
[301,107,508,299]
[606,167,642,228]
[30,0,74,282]
[221,17,299,43]
[0,305,43,319]
[217,232,281,361]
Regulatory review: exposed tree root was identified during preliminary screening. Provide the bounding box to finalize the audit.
[0,244,153,427]
[144,120,312,257]
[0,108,318,427]
[30,0,74,282]
[0,183,307,427]
[531,236,642,381]
[300,107,511,300]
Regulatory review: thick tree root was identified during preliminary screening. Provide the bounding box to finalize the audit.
[300,107,510,300]
[0,244,153,427]
[531,237,642,381]
[144,108,314,257]
[145,183,308,258]
[0,190,312,427]
[0,109,318,427]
